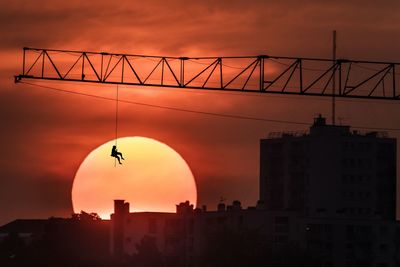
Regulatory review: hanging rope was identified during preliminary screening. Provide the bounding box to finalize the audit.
[114,84,119,167]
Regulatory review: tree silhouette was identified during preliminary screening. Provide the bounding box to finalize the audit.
[0,232,25,265]
[129,235,163,267]
[71,211,101,221]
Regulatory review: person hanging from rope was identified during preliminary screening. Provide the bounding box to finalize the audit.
[111,145,125,164]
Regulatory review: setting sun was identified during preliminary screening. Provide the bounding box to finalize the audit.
[71,137,197,218]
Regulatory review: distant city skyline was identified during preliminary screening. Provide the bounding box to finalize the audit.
[1,0,400,226]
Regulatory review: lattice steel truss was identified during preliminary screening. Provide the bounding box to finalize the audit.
[15,47,400,100]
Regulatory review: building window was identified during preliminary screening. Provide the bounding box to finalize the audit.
[275,216,289,224]
[379,244,388,252]
[148,218,157,234]
[274,235,288,243]
[342,159,347,167]
[325,243,333,250]
[350,159,355,167]
[189,219,194,233]
[380,226,388,235]
[366,143,372,150]
[188,237,194,252]
[238,215,243,228]
[343,141,349,150]
[275,224,289,233]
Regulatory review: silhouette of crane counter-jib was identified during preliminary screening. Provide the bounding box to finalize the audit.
[111,146,125,165]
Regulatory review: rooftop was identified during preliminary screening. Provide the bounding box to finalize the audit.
[267,115,388,139]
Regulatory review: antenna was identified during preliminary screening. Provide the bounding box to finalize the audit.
[332,30,337,125]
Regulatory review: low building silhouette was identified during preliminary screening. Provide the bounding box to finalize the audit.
[0,219,47,245]
[300,217,399,267]
[1,116,398,267]
[110,116,398,267]
[0,212,110,267]
[111,199,304,266]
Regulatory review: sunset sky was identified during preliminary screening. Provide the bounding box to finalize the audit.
[1,0,400,225]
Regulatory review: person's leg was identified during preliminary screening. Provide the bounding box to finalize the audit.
[117,152,125,160]
[112,155,122,164]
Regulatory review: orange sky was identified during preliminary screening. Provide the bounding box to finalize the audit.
[1,0,400,225]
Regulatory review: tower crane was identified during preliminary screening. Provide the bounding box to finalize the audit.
[14,47,400,164]
[14,47,400,101]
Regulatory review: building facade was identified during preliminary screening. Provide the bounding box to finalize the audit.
[110,200,302,266]
[260,115,396,220]
[300,217,400,267]
[110,115,398,267]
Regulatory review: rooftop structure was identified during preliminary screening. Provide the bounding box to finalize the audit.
[260,115,396,220]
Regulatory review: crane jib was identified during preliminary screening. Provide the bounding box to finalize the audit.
[14,47,400,100]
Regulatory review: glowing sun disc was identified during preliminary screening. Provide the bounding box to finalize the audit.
[71,137,197,218]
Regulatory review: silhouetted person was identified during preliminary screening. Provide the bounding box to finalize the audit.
[111,145,124,164]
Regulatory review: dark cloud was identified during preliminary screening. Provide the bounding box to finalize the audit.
[1,0,399,58]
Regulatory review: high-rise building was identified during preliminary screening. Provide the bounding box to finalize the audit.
[260,115,396,220]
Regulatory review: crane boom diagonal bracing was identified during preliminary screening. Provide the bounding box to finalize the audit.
[15,47,400,100]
